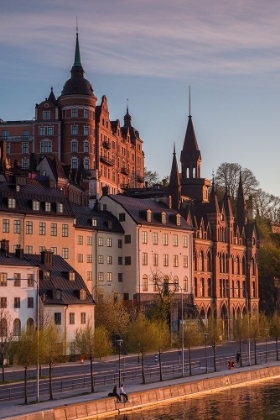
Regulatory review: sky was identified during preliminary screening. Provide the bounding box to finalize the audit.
[1,0,280,197]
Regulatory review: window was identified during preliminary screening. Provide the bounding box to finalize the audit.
[173,255,179,267]
[14,220,21,234]
[54,313,61,325]
[124,235,131,244]
[0,273,7,286]
[98,272,104,282]
[69,313,75,324]
[118,273,123,282]
[39,246,46,253]
[98,237,103,246]
[142,231,148,244]
[51,223,57,236]
[47,126,53,136]
[8,198,16,209]
[43,110,50,119]
[71,157,78,169]
[71,108,78,118]
[26,221,33,234]
[163,233,168,246]
[118,240,123,248]
[87,236,92,245]
[71,126,78,135]
[107,272,112,282]
[92,219,97,227]
[183,255,188,268]
[98,255,104,264]
[87,271,92,281]
[50,247,57,255]
[107,256,112,264]
[39,222,46,235]
[62,224,68,237]
[27,274,34,287]
[43,271,50,280]
[81,313,86,324]
[69,272,75,281]
[183,276,188,292]
[2,130,9,138]
[0,298,7,308]
[28,297,34,308]
[13,319,21,336]
[152,233,158,245]
[71,140,78,153]
[45,202,51,212]
[78,235,83,245]
[163,254,169,267]
[2,219,9,233]
[25,245,33,254]
[77,254,83,263]
[119,213,126,221]
[125,256,131,265]
[183,236,188,248]
[14,273,21,287]
[84,126,89,136]
[107,238,112,247]
[62,248,69,259]
[39,126,46,136]
[153,253,158,266]
[142,252,148,265]
[84,109,89,119]
[57,203,63,213]
[173,234,178,247]
[87,254,92,263]
[142,275,148,291]
[22,142,29,154]
[40,141,52,153]
[161,212,166,224]
[21,157,29,169]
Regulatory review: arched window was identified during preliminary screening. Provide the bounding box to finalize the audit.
[236,256,240,275]
[199,251,204,271]
[13,319,21,336]
[252,257,256,276]
[142,275,148,291]
[174,276,179,292]
[200,278,205,297]
[183,276,188,292]
[207,278,212,297]
[194,278,198,297]
[207,252,211,272]
[0,318,7,337]
[242,256,246,275]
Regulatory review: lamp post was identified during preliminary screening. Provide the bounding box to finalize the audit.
[116,338,123,387]
[204,332,209,373]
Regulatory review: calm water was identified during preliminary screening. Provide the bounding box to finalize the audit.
[115,378,280,419]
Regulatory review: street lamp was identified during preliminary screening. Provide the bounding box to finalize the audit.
[204,332,209,373]
[116,338,123,387]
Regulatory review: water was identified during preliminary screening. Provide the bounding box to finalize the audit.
[115,378,280,419]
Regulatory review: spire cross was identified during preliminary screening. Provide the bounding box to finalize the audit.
[189,86,191,116]
[76,16,78,34]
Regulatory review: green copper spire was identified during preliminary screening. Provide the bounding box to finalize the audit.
[74,32,81,66]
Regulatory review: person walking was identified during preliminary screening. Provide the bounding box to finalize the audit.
[236,351,240,364]
[112,385,121,402]
[120,383,129,402]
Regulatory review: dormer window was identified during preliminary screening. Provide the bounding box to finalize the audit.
[176,214,181,226]
[147,210,152,222]
[45,202,51,212]
[80,289,86,300]
[92,218,97,227]
[69,272,75,281]
[55,289,62,300]
[56,203,63,213]
[8,198,16,209]
[40,270,51,280]
[161,212,166,224]
[32,200,40,211]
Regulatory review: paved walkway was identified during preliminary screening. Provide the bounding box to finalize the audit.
[1,359,280,420]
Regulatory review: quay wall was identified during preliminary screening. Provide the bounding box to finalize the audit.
[8,365,280,420]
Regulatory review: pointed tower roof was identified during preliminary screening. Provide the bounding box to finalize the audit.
[223,188,233,218]
[124,103,132,128]
[60,31,94,97]
[208,181,220,213]
[48,87,56,105]
[181,115,201,162]
[236,172,247,226]
[169,146,181,210]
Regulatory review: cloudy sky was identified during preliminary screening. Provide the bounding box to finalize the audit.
[1,0,280,196]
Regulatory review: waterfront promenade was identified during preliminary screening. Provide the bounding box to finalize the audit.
[2,358,280,420]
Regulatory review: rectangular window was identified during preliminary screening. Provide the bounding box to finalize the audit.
[84,126,89,135]
[22,142,29,154]
[32,200,40,211]
[173,235,178,247]
[71,141,78,153]
[163,234,168,246]
[98,255,104,264]
[84,253,91,263]
[125,256,131,265]
[107,272,112,282]
[14,220,21,234]
[54,313,61,325]
[119,213,126,221]
[0,298,7,308]
[107,238,112,247]
[39,222,46,235]
[26,221,33,234]
[107,256,112,264]
[183,255,188,268]
[152,233,158,245]
[81,313,86,324]
[98,237,103,246]
[153,253,158,266]
[43,111,50,119]
[71,126,78,135]
[0,273,7,286]
[118,273,123,282]
[173,255,179,267]
[23,130,29,139]
[45,202,51,212]
[183,236,188,248]
[27,297,34,308]
[84,109,89,118]
[142,252,148,265]
[39,127,45,136]
[47,126,53,136]
[118,257,122,265]
[69,313,75,324]
[87,236,92,245]
[71,108,78,117]
[51,223,57,236]
[77,254,83,263]
[118,239,123,248]
[2,219,9,233]
[50,247,57,255]
[142,231,148,244]
[98,272,104,282]
[8,198,16,208]
[163,254,169,267]
[39,246,46,253]
[25,245,33,254]
[14,297,20,308]
[27,274,34,287]
[87,271,92,281]
[124,235,131,244]
[56,203,63,213]
[62,224,68,237]
[2,130,9,138]
[62,248,69,259]
[78,235,83,245]
[14,273,21,287]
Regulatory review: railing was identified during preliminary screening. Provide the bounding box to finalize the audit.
[137,175,144,183]
[1,136,34,142]
[100,156,115,166]
[102,141,111,149]
[121,167,129,175]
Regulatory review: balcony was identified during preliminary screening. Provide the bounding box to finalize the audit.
[137,175,144,183]
[1,135,34,142]
[121,166,129,175]
[100,155,115,166]
[102,140,111,149]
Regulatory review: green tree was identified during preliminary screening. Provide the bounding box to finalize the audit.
[271,311,280,361]
[153,320,170,381]
[205,316,223,372]
[12,326,38,404]
[233,314,249,367]
[41,321,65,400]
[183,320,203,376]
[74,323,112,392]
[250,312,270,365]
[258,242,280,315]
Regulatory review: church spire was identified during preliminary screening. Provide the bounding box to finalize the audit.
[124,99,132,127]
[74,31,82,66]
[169,145,181,210]
[236,172,247,226]
[180,105,201,181]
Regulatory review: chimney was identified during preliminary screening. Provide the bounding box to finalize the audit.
[41,250,53,266]
[15,246,24,259]
[168,195,172,209]
[0,239,9,254]
[102,186,109,196]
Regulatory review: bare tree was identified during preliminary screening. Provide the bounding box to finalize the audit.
[144,168,159,185]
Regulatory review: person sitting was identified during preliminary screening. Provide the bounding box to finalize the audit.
[120,383,129,402]
[112,385,121,402]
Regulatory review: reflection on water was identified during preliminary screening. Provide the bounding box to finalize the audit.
[115,378,280,420]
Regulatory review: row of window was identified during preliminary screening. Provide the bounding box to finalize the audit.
[0,273,34,287]
[3,220,69,236]
[141,232,188,247]
[0,297,34,308]
[141,275,188,292]
[98,272,123,282]
[5,200,64,213]
[62,108,91,119]
[193,278,257,299]
[194,251,257,276]
[141,253,188,267]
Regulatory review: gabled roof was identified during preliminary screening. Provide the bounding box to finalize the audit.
[72,206,124,233]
